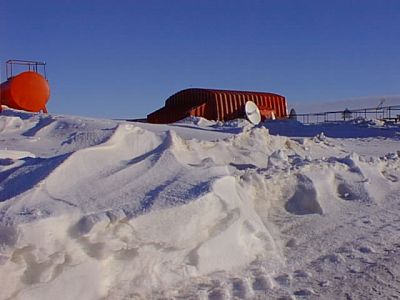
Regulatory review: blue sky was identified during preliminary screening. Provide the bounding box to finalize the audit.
[1,0,400,119]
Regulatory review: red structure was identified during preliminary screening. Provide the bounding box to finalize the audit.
[147,88,287,124]
[0,60,50,113]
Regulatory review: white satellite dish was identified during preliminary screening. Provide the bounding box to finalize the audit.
[245,101,261,125]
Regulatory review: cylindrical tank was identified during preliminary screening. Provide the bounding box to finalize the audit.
[0,71,50,112]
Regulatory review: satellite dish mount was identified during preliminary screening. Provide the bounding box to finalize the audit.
[245,101,261,125]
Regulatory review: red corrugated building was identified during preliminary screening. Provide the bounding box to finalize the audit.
[147,88,287,124]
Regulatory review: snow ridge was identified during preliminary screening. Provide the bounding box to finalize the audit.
[0,110,399,299]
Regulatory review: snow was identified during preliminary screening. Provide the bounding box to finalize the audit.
[0,108,399,299]
[292,95,400,114]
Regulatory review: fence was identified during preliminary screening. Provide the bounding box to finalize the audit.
[294,105,400,124]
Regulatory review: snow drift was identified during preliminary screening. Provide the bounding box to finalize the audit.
[0,109,400,299]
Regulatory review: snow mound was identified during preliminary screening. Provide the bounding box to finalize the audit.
[0,108,400,299]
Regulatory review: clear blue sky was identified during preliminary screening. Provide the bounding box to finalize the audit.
[1,0,399,119]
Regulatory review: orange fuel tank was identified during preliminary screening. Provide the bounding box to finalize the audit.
[0,71,50,112]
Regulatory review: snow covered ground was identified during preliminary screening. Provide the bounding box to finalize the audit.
[0,108,400,299]
[292,95,400,114]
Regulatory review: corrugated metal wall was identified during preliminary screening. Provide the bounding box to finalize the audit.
[147,88,287,124]
[147,106,190,124]
[165,89,208,111]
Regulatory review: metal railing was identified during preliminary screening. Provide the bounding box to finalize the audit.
[6,60,47,79]
[294,105,400,124]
